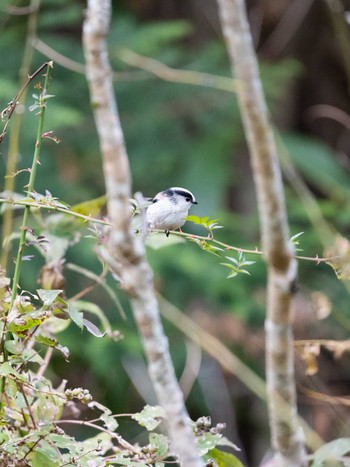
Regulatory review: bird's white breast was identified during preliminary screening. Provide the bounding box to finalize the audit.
[147,198,189,230]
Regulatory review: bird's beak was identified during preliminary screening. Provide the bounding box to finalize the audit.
[193,201,198,204]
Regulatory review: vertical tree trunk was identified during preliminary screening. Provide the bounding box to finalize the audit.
[83,1,203,465]
[216,0,306,464]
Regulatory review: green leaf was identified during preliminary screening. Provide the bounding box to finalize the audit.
[290,232,304,244]
[217,435,241,451]
[67,302,83,329]
[224,256,239,266]
[56,344,70,361]
[37,289,63,307]
[132,405,166,431]
[5,339,24,355]
[191,238,224,256]
[186,215,203,225]
[71,195,107,217]
[82,318,106,337]
[149,433,169,457]
[239,269,251,276]
[227,271,238,279]
[196,432,222,456]
[66,264,126,321]
[0,362,26,381]
[311,438,350,467]
[0,432,9,444]
[79,432,113,456]
[31,448,60,467]
[34,335,70,360]
[186,215,223,232]
[108,452,149,466]
[74,299,111,333]
[8,311,46,335]
[204,448,244,467]
[88,401,118,431]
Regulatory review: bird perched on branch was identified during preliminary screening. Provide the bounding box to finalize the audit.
[146,187,197,236]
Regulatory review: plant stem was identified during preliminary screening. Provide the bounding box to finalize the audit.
[0,61,53,415]
[9,61,53,309]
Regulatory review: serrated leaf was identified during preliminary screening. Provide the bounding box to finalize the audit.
[132,405,166,431]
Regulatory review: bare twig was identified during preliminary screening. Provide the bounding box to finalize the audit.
[0,197,340,266]
[216,0,306,464]
[32,38,148,81]
[0,61,48,145]
[117,47,238,93]
[82,1,203,465]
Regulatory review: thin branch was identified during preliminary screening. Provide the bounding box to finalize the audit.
[0,61,49,144]
[216,0,306,464]
[82,1,203,465]
[0,198,110,225]
[0,197,340,265]
[117,47,238,93]
[32,38,148,81]
[52,419,139,453]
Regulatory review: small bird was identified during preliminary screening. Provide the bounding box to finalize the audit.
[146,187,197,236]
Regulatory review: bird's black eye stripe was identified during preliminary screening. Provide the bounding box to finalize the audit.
[152,199,158,203]
[172,189,194,201]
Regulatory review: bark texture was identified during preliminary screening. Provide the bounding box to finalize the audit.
[83,1,203,465]
[216,0,306,465]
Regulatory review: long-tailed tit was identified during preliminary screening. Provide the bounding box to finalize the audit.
[146,187,197,236]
